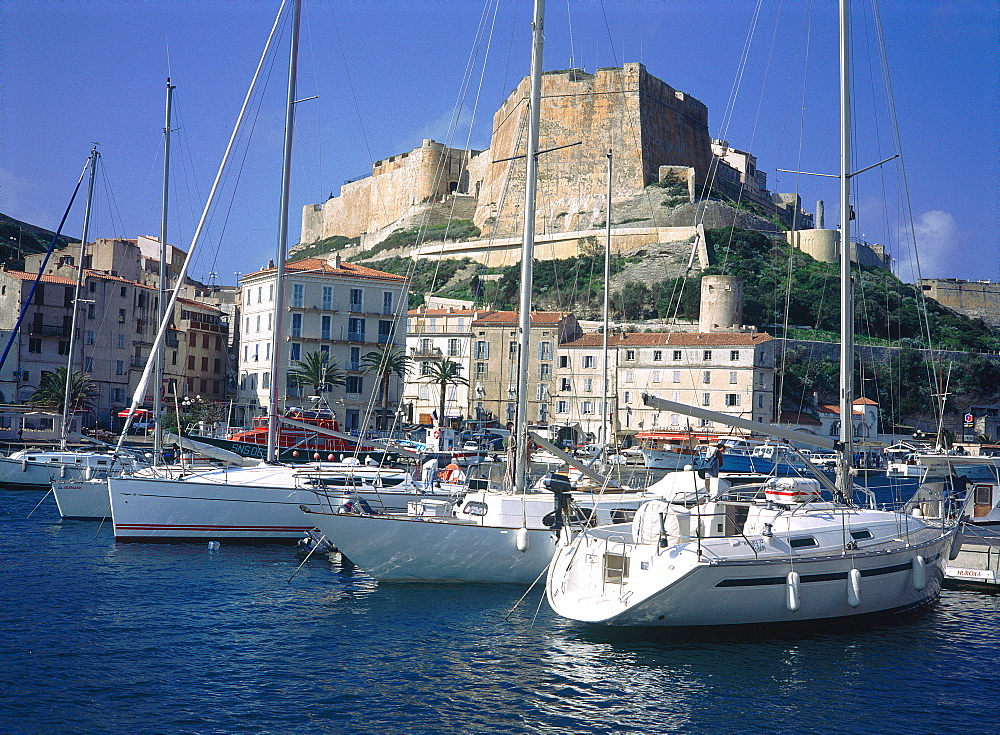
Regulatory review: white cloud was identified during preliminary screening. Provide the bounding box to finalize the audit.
[893,210,961,281]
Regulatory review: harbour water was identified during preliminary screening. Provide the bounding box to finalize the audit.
[2,485,998,735]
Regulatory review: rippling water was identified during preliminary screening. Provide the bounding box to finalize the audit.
[2,486,998,734]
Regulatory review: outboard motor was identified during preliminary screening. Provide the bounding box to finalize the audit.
[542,471,573,535]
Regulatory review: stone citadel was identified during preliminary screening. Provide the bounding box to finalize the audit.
[300,63,887,271]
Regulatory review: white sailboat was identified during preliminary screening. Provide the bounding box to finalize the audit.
[544,0,961,627]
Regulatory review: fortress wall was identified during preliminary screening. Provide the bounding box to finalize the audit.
[919,280,1000,327]
[300,140,477,243]
[473,64,709,239]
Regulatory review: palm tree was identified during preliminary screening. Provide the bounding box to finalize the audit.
[361,346,410,430]
[419,359,468,427]
[287,350,346,395]
[29,367,98,412]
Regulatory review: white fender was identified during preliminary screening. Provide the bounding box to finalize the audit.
[847,568,862,607]
[60,464,66,478]
[21,458,28,472]
[912,555,926,591]
[515,526,529,552]
[786,571,800,612]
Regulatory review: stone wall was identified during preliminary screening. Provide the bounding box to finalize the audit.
[301,140,479,243]
[919,279,1000,328]
[472,64,711,240]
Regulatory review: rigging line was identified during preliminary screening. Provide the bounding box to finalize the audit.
[870,0,940,405]
[0,157,89,374]
[117,0,291,448]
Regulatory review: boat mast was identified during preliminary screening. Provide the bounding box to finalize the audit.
[836,0,854,500]
[154,77,174,463]
[266,0,301,463]
[60,146,99,449]
[602,148,612,458]
[513,0,545,494]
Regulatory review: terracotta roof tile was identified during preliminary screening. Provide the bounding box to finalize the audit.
[779,411,822,426]
[471,311,572,326]
[1,269,77,286]
[564,332,773,348]
[244,258,408,282]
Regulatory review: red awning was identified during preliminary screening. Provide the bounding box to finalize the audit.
[117,408,151,418]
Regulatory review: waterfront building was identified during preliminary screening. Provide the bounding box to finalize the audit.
[551,331,776,447]
[235,256,408,432]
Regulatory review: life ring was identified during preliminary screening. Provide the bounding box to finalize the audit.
[438,463,462,482]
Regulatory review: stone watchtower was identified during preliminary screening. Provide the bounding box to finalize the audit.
[699,275,744,332]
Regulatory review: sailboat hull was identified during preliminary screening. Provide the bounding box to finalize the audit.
[306,511,560,583]
[547,528,951,627]
[0,452,128,489]
[53,479,111,519]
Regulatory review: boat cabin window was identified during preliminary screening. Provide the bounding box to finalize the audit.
[789,536,818,548]
[462,501,488,517]
[50,458,60,462]
[97,460,108,465]
[850,529,873,540]
[27,457,37,461]
[603,553,629,583]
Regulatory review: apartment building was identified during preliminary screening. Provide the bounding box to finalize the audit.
[403,306,482,425]
[552,332,776,446]
[236,256,408,432]
[467,311,583,428]
[0,267,229,427]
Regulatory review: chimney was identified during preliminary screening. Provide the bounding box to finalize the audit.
[816,200,825,229]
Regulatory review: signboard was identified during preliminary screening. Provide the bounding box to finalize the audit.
[964,413,975,428]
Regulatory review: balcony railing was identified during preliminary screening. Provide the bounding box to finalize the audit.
[347,331,366,343]
[29,323,67,337]
[410,346,443,358]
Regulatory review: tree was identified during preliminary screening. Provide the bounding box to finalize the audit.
[29,367,97,413]
[286,351,346,395]
[362,346,410,429]
[419,359,468,427]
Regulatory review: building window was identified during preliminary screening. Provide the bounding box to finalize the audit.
[28,338,41,353]
[671,413,679,427]
[189,332,197,346]
[556,400,568,414]
[348,317,365,342]
[673,350,682,361]
[703,350,712,361]
[350,288,363,312]
[584,377,593,392]
[703,371,711,384]
[448,338,460,357]
[346,410,360,431]
[118,309,126,324]
[558,355,569,368]
[120,286,127,298]
[84,330,94,345]
[116,360,125,376]
[725,393,741,407]
[262,372,270,389]
[87,303,95,319]
[671,370,680,383]
[651,371,660,383]
[508,341,517,359]
[729,371,738,384]
[623,391,631,404]
[118,334,125,349]
[583,355,595,369]
[350,347,361,371]
[292,284,304,308]
[84,356,93,371]
[322,286,333,310]
[188,355,196,370]
[346,376,363,394]
[653,350,663,361]
[560,378,571,391]
[201,356,209,372]
[539,363,552,381]
[702,393,710,406]
[474,341,489,359]
[730,350,740,361]
[581,401,594,414]
[625,349,636,361]
[378,320,393,344]
[538,341,553,361]
[291,313,303,338]
[475,362,487,378]
[624,369,634,383]
[321,315,332,340]
[290,343,301,362]
[382,291,393,315]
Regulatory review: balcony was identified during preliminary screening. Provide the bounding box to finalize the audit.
[347,331,367,343]
[410,346,443,359]
[29,323,67,337]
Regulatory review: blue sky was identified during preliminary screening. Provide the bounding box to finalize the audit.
[1,0,997,285]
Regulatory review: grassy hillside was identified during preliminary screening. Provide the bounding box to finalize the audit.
[1,213,79,271]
